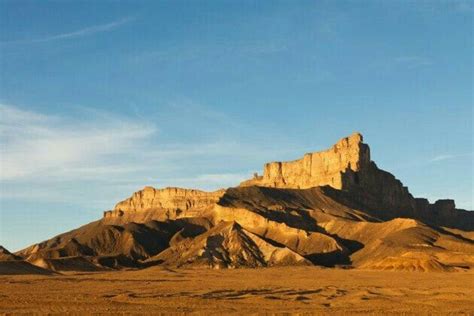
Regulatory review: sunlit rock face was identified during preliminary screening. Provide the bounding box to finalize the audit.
[114,186,225,213]
[240,132,369,190]
[103,187,225,223]
[240,132,416,217]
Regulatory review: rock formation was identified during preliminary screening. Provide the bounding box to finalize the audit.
[103,187,224,223]
[0,245,55,275]
[0,246,21,261]
[240,132,416,217]
[240,132,370,190]
[146,221,311,268]
[8,133,474,273]
[240,132,473,226]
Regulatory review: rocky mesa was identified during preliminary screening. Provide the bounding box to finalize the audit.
[6,133,474,273]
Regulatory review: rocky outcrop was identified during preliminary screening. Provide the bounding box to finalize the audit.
[103,187,225,223]
[146,221,311,268]
[414,198,474,230]
[0,246,57,275]
[213,204,346,259]
[240,132,370,189]
[17,219,212,267]
[0,246,21,261]
[240,133,417,217]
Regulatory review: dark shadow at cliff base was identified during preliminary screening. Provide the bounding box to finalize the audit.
[320,186,474,231]
[305,251,350,267]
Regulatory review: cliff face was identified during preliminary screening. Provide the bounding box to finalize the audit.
[103,132,469,225]
[103,187,225,223]
[414,198,474,230]
[240,132,416,216]
[240,132,370,190]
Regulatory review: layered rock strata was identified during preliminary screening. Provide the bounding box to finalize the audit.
[103,187,225,223]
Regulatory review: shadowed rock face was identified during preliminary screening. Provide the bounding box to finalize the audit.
[0,246,21,261]
[10,133,474,273]
[147,221,312,268]
[0,246,56,275]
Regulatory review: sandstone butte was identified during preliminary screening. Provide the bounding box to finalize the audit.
[3,132,474,273]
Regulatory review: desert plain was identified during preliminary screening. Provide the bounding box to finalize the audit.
[1,266,473,314]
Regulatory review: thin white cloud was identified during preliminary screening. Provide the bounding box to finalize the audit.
[0,102,310,206]
[429,154,455,162]
[0,104,155,180]
[2,17,134,44]
[428,153,472,163]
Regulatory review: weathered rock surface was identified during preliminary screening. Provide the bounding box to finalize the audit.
[240,132,370,190]
[147,221,311,268]
[104,187,224,223]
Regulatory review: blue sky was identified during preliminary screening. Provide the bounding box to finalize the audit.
[0,0,472,251]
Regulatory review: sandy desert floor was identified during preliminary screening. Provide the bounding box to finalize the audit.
[1,266,473,314]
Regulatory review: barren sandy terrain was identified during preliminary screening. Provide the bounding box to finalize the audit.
[1,267,473,314]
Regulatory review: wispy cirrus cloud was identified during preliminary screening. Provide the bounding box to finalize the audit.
[0,101,316,208]
[429,154,456,162]
[1,16,134,44]
[0,103,155,180]
[428,153,472,163]
[0,103,298,203]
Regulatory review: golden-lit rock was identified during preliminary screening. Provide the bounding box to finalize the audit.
[103,186,225,222]
[240,132,369,189]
